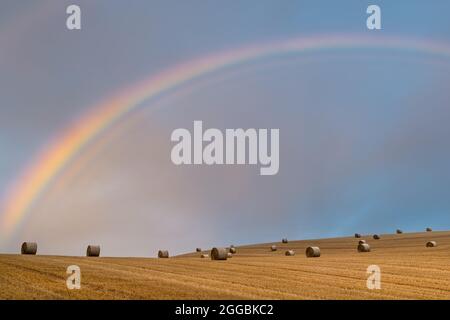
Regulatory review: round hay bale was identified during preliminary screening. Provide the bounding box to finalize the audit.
[373,234,380,240]
[358,243,371,252]
[305,246,321,258]
[358,240,366,245]
[426,241,437,247]
[86,245,100,257]
[21,242,37,255]
[270,245,277,252]
[426,227,433,232]
[282,238,288,244]
[354,233,362,238]
[196,248,202,252]
[396,229,403,234]
[227,252,233,258]
[158,250,169,258]
[229,247,237,254]
[211,247,228,260]
[201,254,209,258]
[285,250,295,256]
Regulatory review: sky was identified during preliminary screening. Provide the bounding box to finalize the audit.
[1,0,450,256]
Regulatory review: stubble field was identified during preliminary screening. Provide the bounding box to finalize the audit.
[1,231,450,299]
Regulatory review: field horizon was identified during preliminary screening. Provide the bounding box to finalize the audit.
[1,230,450,300]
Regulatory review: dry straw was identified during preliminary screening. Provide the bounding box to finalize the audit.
[305,246,321,258]
[158,250,169,258]
[426,241,437,247]
[211,247,228,260]
[358,243,371,252]
[285,250,295,256]
[21,242,37,255]
[86,245,100,257]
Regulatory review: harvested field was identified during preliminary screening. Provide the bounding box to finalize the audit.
[1,231,450,299]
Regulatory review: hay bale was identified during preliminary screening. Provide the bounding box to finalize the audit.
[426,227,433,232]
[196,248,202,252]
[285,250,295,256]
[270,245,277,251]
[201,254,209,258]
[426,241,437,247]
[305,246,321,258]
[358,240,366,245]
[158,250,169,258]
[227,252,233,258]
[86,245,100,257]
[21,242,37,255]
[211,247,228,260]
[282,238,288,244]
[229,247,236,254]
[230,245,235,248]
[396,229,403,234]
[355,233,362,238]
[358,243,371,252]
[373,234,380,240]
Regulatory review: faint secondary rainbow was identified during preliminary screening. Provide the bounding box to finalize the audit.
[2,34,450,242]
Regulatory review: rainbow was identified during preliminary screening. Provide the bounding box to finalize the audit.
[1,34,450,242]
